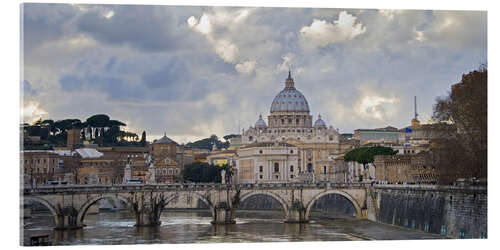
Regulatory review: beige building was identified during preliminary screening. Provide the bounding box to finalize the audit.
[21,151,63,185]
[236,142,299,183]
[239,72,354,183]
[151,134,191,183]
[374,152,437,184]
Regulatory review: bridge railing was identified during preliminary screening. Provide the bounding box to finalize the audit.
[22,182,375,195]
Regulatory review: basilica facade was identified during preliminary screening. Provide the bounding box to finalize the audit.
[236,72,354,183]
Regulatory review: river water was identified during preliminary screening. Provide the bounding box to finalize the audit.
[22,209,445,246]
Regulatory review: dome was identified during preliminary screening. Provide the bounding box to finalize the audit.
[314,114,327,127]
[270,71,310,113]
[255,114,267,128]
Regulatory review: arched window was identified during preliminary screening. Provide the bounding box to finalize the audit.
[249,136,253,141]
[290,165,294,172]
[274,163,279,172]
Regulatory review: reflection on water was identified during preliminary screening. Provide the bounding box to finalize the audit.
[22,210,444,246]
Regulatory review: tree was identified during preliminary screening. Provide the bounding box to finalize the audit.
[182,162,224,183]
[344,146,396,169]
[432,65,487,183]
[140,131,147,146]
[185,134,229,150]
[223,134,239,141]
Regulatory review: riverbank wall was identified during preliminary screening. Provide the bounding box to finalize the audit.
[367,185,487,239]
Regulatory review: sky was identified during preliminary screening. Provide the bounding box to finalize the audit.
[20,3,487,143]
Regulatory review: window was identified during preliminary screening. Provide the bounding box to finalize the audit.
[290,165,294,172]
[281,119,284,124]
[274,163,279,172]
[296,119,299,124]
[259,175,263,179]
[249,136,253,141]
[168,169,173,175]
[275,175,279,179]
[290,175,294,178]
[259,150,263,154]
[259,166,263,172]
[174,168,180,175]
[323,166,327,174]
[162,168,167,175]
[288,119,292,124]
[290,150,294,154]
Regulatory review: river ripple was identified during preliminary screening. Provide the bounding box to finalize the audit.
[22,210,444,245]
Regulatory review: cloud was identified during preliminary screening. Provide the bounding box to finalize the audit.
[22,5,487,142]
[22,80,37,96]
[378,9,405,21]
[300,11,366,48]
[235,60,257,74]
[420,11,487,50]
[187,8,253,64]
[21,100,48,124]
[355,95,399,120]
[76,5,197,52]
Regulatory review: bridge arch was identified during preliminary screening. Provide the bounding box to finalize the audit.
[188,192,216,217]
[239,190,289,217]
[305,190,362,220]
[23,196,59,226]
[76,194,132,223]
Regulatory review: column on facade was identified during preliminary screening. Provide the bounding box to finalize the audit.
[268,159,271,181]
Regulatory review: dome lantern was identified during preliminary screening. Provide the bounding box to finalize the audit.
[314,114,327,128]
[255,114,267,128]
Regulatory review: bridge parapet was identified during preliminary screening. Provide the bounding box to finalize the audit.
[23,183,371,195]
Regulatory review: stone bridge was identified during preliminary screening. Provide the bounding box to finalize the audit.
[22,183,372,230]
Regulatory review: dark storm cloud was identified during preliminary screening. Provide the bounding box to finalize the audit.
[22,3,78,51]
[76,5,199,52]
[59,73,147,101]
[142,59,190,89]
